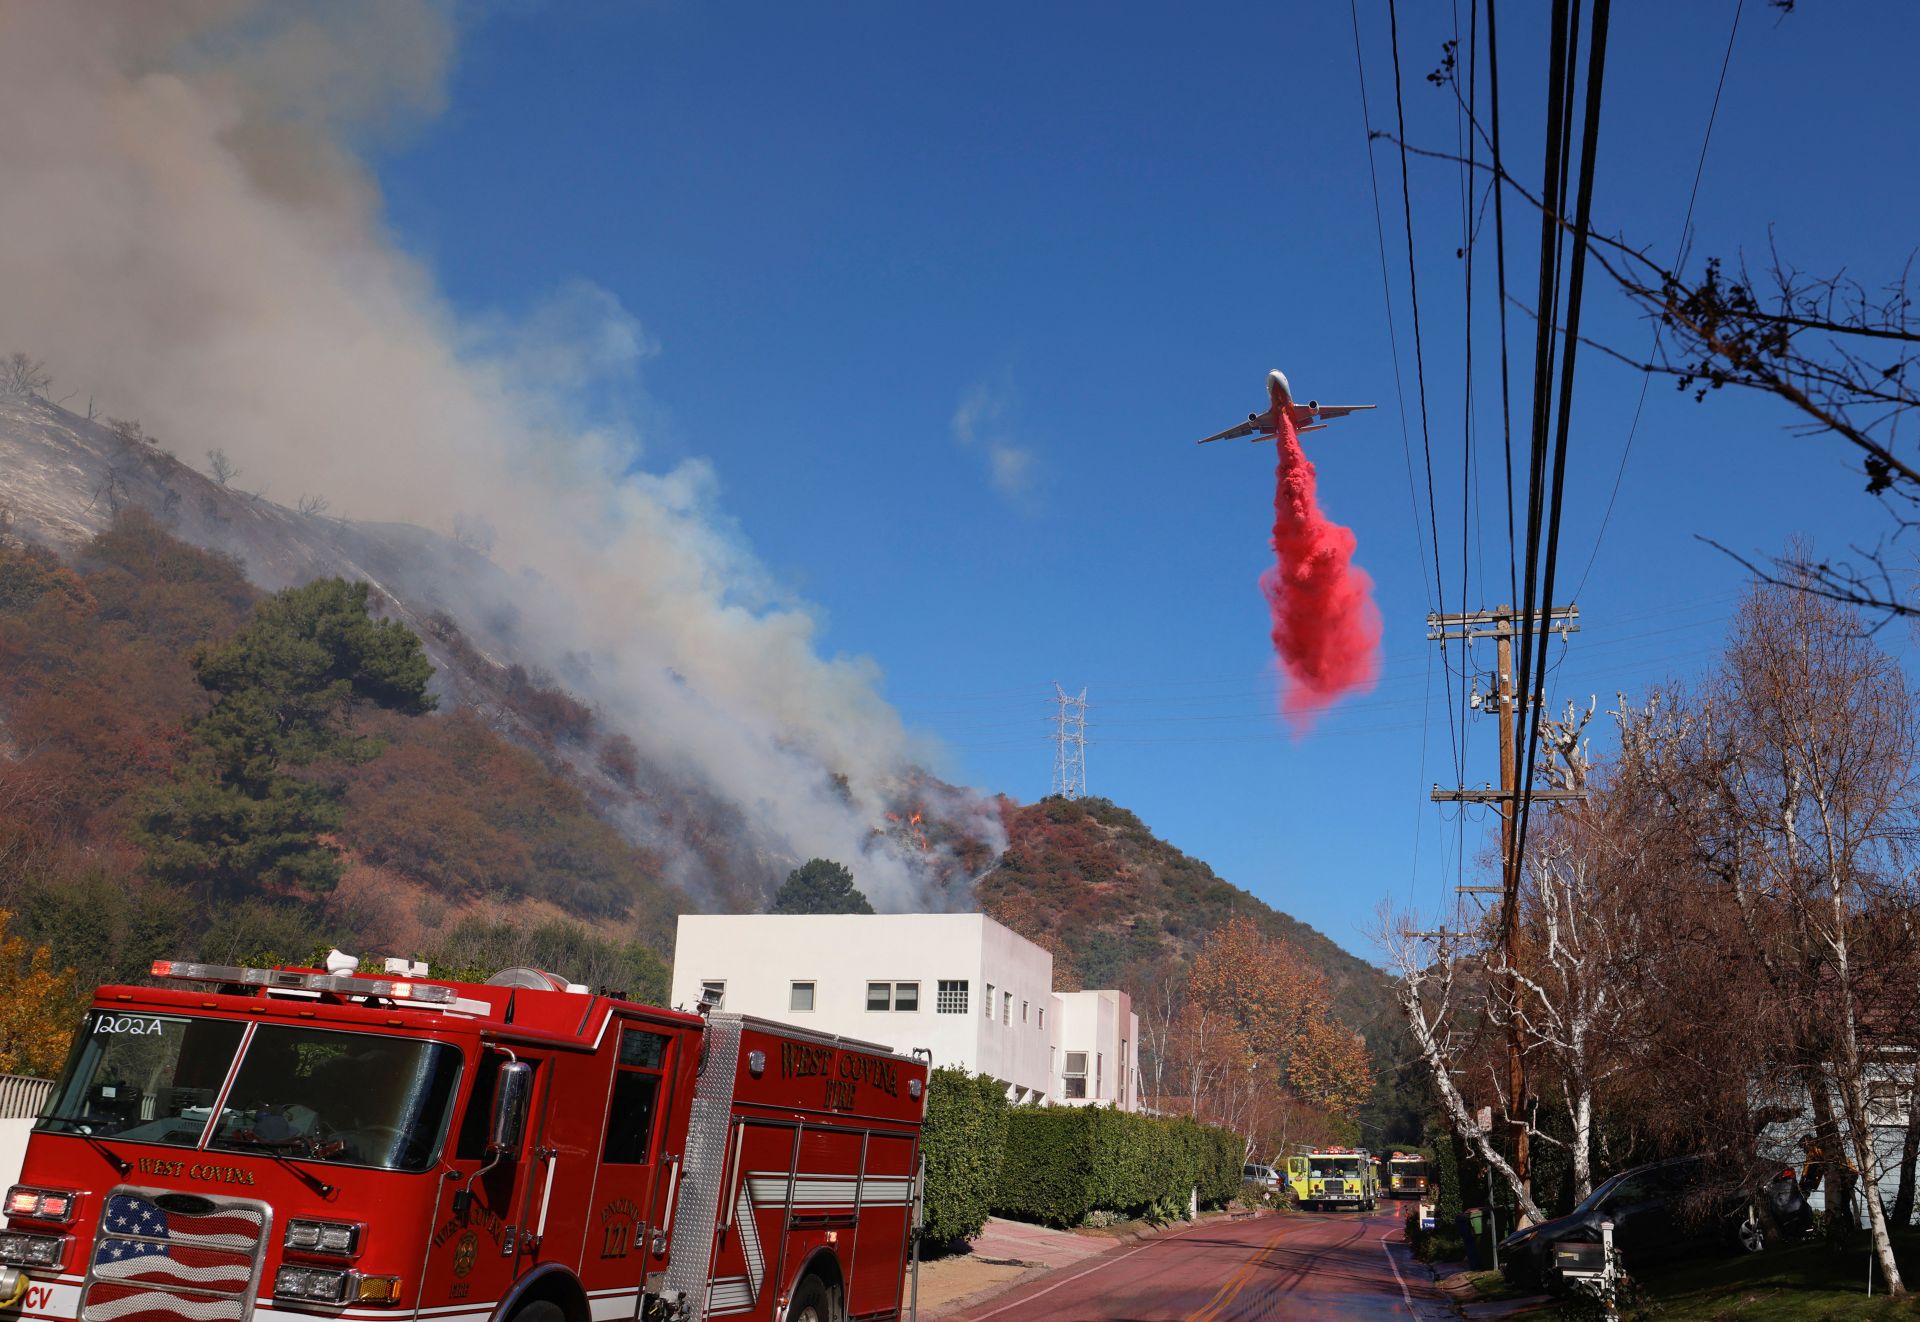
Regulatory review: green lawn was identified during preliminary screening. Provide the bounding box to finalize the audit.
[1621,1230,1920,1321]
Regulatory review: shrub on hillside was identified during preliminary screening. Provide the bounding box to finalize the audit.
[920,1069,1009,1246]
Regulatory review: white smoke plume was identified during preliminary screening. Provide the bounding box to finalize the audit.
[0,1,1002,908]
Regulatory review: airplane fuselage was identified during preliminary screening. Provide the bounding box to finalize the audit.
[1267,368,1295,413]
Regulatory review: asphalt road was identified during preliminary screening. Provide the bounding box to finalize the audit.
[946,1206,1455,1322]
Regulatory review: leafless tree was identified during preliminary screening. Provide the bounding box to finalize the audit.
[206,449,240,486]
[1496,765,1651,1203]
[0,353,50,398]
[297,494,330,517]
[1706,580,1919,1288]
[1134,956,1183,1106]
[1381,909,1547,1224]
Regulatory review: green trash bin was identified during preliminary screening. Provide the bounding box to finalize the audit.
[1466,1207,1485,1238]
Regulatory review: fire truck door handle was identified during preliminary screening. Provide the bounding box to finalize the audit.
[533,1147,559,1245]
[656,1154,682,1252]
[718,1123,746,1240]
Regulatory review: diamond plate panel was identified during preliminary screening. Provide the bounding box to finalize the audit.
[660,1012,743,1318]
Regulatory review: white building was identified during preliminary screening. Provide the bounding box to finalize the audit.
[1053,989,1139,1112]
[670,913,1139,1109]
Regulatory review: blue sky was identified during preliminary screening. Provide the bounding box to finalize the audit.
[373,1,1919,959]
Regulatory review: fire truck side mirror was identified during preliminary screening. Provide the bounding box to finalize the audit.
[489,1061,534,1157]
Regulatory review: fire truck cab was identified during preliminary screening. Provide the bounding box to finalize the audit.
[1284,1147,1378,1212]
[0,958,928,1322]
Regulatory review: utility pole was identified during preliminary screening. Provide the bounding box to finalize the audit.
[1050,683,1087,800]
[1427,603,1581,1203]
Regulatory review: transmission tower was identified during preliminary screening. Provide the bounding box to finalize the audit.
[1050,683,1088,800]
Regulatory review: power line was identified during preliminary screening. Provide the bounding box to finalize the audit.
[1486,0,1519,612]
[1513,0,1612,887]
[1572,0,1744,598]
[1387,0,1474,916]
[1387,0,1458,778]
[1349,0,1437,617]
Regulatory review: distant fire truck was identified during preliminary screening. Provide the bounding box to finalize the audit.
[1386,1152,1430,1201]
[0,956,929,1322]
[1282,1146,1379,1212]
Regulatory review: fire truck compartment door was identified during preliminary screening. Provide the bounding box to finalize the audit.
[577,1025,675,1314]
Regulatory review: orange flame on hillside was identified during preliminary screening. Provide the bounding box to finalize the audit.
[885,809,930,852]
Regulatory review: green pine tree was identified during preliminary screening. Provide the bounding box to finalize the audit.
[138,578,436,898]
[770,858,875,914]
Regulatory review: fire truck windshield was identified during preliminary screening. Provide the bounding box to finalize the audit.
[1314,1158,1364,1178]
[41,1012,462,1173]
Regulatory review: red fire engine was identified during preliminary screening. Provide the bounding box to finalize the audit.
[0,958,929,1322]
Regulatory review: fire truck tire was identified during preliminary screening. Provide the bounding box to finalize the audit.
[787,1274,834,1322]
[511,1300,566,1322]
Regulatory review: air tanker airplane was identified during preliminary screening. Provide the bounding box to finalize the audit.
[1194,369,1375,444]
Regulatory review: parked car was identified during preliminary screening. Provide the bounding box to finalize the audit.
[1243,1162,1283,1192]
[1499,1156,1812,1291]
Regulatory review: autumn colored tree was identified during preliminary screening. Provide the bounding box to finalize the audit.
[769,859,874,915]
[0,910,78,1078]
[1166,915,1373,1156]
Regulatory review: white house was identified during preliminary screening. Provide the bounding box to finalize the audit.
[670,913,1140,1109]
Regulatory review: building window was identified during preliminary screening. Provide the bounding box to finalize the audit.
[1038,1007,1045,1030]
[984,983,995,1018]
[790,981,814,1012]
[866,981,920,1011]
[1021,999,1029,1024]
[1869,1078,1907,1126]
[1002,991,1012,1025]
[1063,1051,1087,1099]
[936,980,969,1014]
[1120,1039,1129,1103]
[1096,1053,1103,1100]
[700,980,725,1009]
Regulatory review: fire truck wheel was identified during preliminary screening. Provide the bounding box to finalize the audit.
[511,1300,566,1322]
[787,1274,834,1322]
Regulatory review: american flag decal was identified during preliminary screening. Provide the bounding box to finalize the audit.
[81,1192,266,1322]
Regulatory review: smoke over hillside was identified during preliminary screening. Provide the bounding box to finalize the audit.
[0,1,999,907]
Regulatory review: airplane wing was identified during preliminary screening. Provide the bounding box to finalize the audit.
[1290,403,1377,423]
[1196,408,1277,445]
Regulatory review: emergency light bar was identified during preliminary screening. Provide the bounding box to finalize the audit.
[150,960,459,1006]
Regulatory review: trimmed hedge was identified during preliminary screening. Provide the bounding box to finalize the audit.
[994,1106,1242,1227]
[920,1068,1010,1244]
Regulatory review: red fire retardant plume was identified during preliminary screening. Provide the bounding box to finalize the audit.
[1259,412,1382,728]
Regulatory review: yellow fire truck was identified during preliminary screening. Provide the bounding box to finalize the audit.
[1283,1146,1379,1211]
[1388,1150,1431,1200]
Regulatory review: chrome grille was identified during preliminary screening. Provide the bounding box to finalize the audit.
[80,1188,270,1322]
